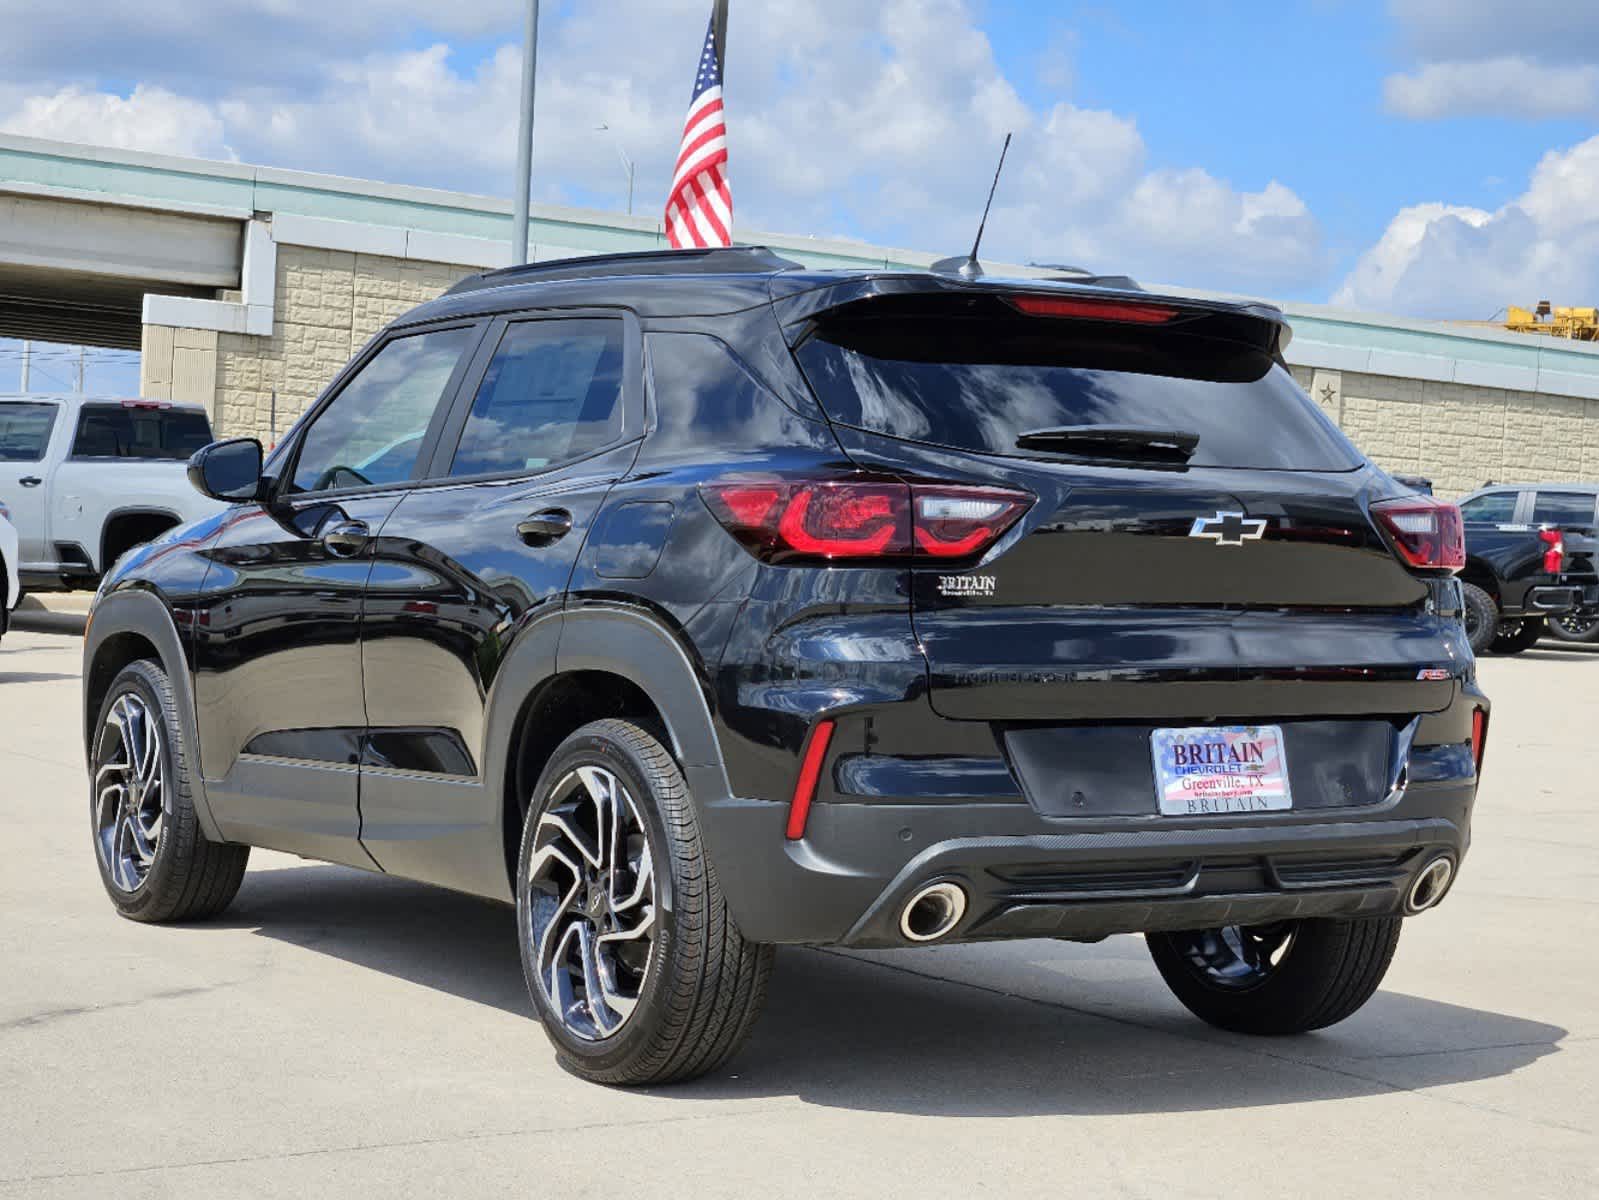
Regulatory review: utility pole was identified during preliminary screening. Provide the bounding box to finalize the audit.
[18,340,29,391]
[76,346,85,392]
[510,0,540,264]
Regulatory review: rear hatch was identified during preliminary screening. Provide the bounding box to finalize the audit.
[785,281,1461,725]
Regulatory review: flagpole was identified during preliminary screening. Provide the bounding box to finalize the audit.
[511,0,541,264]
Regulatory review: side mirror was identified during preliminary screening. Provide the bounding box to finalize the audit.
[188,438,265,502]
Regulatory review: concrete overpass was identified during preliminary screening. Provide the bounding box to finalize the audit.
[4,131,1599,493]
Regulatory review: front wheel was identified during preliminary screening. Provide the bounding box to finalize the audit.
[516,718,773,1085]
[1148,917,1401,1034]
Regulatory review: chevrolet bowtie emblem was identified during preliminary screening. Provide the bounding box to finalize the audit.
[1189,511,1267,546]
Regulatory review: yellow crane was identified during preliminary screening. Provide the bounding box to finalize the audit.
[1504,301,1599,341]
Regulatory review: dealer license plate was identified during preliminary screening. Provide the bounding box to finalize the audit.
[1151,725,1292,816]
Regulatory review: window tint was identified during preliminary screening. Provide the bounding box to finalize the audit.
[290,326,474,493]
[449,319,624,477]
[795,314,1362,471]
[0,402,58,462]
[70,403,212,460]
[1459,492,1517,523]
[1531,491,1595,527]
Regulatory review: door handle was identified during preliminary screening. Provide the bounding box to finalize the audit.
[322,520,370,558]
[18,476,41,488]
[516,508,574,546]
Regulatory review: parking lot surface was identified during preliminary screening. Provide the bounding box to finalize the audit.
[2,614,1595,1199]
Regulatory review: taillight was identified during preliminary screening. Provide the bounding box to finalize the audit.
[700,480,1031,564]
[786,719,836,840]
[1539,527,1564,575]
[1371,496,1465,572]
[1471,708,1488,776]
[1008,294,1179,324]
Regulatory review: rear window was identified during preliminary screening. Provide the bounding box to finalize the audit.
[795,309,1362,471]
[0,402,58,462]
[71,404,212,461]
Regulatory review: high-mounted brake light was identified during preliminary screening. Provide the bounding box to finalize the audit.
[700,480,1031,564]
[121,399,172,410]
[1008,294,1179,324]
[1371,496,1465,573]
[1539,527,1564,575]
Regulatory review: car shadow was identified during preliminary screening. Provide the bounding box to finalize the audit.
[216,863,1566,1118]
[0,671,80,684]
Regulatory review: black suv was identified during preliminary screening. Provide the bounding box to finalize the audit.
[84,247,1487,1085]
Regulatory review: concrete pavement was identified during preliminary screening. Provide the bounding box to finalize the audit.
[1,616,1595,1198]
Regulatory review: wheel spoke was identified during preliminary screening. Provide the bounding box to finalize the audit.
[575,924,620,1036]
[91,691,166,893]
[612,845,653,913]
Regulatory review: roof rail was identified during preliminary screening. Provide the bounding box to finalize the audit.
[444,245,804,296]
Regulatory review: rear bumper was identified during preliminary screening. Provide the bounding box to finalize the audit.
[702,774,1476,948]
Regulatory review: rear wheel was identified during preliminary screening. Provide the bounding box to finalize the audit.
[91,660,249,922]
[1460,583,1498,655]
[1549,610,1599,643]
[516,718,773,1085]
[1148,917,1401,1034]
[1489,616,1545,655]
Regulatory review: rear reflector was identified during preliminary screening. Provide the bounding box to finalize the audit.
[1371,496,1465,572]
[1008,294,1179,324]
[1539,527,1564,575]
[786,719,836,840]
[701,480,1031,564]
[1471,709,1488,775]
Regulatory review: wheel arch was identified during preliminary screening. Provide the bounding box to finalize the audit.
[82,588,222,840]
[100,507,183,575]
[1459,558,1499,601]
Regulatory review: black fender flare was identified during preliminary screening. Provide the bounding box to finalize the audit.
[82,587,223,841]
[99,507,184,573]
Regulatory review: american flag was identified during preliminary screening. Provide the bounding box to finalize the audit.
[664,4,732,248]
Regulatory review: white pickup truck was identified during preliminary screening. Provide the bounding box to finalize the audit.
[0,394,224,591]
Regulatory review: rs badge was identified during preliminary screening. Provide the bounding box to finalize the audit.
[1189,511,1266,546]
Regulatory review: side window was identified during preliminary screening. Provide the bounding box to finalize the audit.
[1531,491,1596,527]
[448,319,623,478]
[290,326,475,493]
[0,402,59,462]
[1459,492,1517,524]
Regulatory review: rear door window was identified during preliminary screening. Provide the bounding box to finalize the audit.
[1459,492,1518,524]
[70,403,212,460]
[1531,491,1596,527]
[794,306,1362,471]
[0,402,58,462]
[447,318,624,478]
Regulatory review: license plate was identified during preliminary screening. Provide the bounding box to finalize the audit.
[1151,725,1292,816]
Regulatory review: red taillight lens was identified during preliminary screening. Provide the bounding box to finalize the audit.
[1008,294,1179,324]
[1371,496,1465,572]
[1471,708,1488,775]
[701,480,1031,564]
[786,718,836,840]
[1539,527,1564,575]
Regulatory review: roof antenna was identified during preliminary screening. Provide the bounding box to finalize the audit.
[931,132,1011,280]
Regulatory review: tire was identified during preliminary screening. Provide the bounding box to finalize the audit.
[1489,616,1545,655]
[90,659,249,922]
[1460,583,1498,655]
[1549,611,1599,643]
[516,718,773,1086]
[1147,916,1402,1035]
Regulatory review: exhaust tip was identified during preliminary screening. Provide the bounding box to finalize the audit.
[899,881,968,943]
[1405,855,1455,914]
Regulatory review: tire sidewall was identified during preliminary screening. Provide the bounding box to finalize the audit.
[91,661,183,919]
[1461,583,1498,655]
[515,722,685,1076]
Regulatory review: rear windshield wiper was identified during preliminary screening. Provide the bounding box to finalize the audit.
[1015,425,1200,461]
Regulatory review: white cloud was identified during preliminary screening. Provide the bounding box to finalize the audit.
[1,84,232,159]
[0,0,1325,295]
[1384,56,1599,120]
[1334,135,1599,317]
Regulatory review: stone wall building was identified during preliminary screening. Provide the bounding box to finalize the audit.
[5,132,1599,498]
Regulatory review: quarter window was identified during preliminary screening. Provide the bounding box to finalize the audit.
[449,319,624,478]
[1531,492,1595,527]
[1459,492,1517,524]
[290,326,475,493]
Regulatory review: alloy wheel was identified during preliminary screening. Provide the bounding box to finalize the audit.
[93,692,166,893]
[1165,923,1297,991]
[525,765,658,1041]
[1553,612,1599,639]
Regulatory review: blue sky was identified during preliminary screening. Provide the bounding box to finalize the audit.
[2,0,1598,398]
